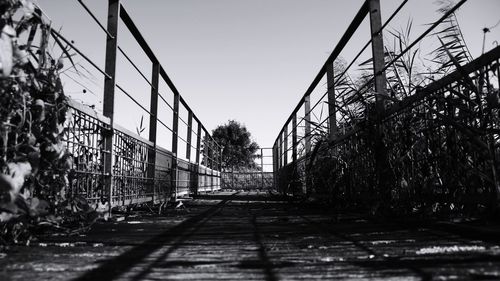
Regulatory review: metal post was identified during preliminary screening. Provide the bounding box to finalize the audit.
[185,111,193,194]
[171,92,180,200]
[369,0,388,112]
[148,62,160,203]
[186,111,193,161]
[196,122,202,165]
[103,0,120,206]
[292,114,298,195]
[326,61,337,141]
[273,144,278,191]
[204,129,210,168]
[292,114,297,163]
[278,134,283,193]
[304,95,311,194]
[219,146,223,190]
[496,62,500,204]
[260,148,264,189]
[279,134,283,169]
[369,0,391,203]
[304,95,311,155]
[194,121,202,195]
[283,125,288,166]
[208,136,213,190]
[219,146,223,171]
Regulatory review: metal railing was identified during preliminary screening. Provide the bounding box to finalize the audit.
[37,0,223,206]
[272,0,500,213]
[220,148,276,191]
[221,172,275,191]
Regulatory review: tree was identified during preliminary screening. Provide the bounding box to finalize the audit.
[211,120,259,172]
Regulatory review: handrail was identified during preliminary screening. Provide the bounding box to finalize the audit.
[274,0,371,143]
[273,0,470,153]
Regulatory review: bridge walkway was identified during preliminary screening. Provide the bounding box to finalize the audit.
[2,192,500,280]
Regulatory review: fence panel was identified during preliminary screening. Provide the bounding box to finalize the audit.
[221,172,275,191]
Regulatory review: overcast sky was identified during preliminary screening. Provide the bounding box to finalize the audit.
[37,0,500,161]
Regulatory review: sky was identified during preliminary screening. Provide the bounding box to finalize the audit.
[35,0,500,164]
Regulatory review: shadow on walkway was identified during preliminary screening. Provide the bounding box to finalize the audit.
[74,194,235,281]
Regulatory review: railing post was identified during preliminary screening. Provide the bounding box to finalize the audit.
[369,0,391,203]
[278,134,282,170]
[304,95,311,154]
[171,92,180,200]
[196,122,201,165]
[219,145,223,171]
[208,136,213,170]
[219,145,223,190]
[204,129,210,168]
[209,139,214,191]
[292,114,299,194]
[369,0,388,112]
[185,111,193,194]
[103,0,120,206]
[278,133,283,193]
[186,111,193,161]
[273,143,278,191]
[260,148,264,189]
[292,114,297,163]
[195,121,202,195]
[304,95,311,194]
[283,125,288,166]
[326,62,337,141]
[148,62,160,203]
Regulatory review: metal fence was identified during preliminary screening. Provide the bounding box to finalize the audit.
[221,172,275,191]
[38,0,223,207]
[220,148,276,191]
[272,0,500,214]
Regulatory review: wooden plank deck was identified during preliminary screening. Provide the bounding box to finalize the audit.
[1,191,500,280]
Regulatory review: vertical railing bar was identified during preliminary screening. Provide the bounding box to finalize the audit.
[292,114,298,163]
[186,111,193,161]
[196,122,202,165]
[292,115,298,194]
[326,61,337,141]
[148,61,160,204]
[186,110,193,195]
[304,95,311,194]
[260,148,264,189]
[283,125,288,166]
[369,0,390,201]
[171,91,180,201]
[103,0,120,208]
[304,95,311,155]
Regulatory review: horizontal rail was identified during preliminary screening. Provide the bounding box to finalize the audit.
[275,0,370,143]
[77,0,115,39]
[33,0,226,205]
[51,29,111,79]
